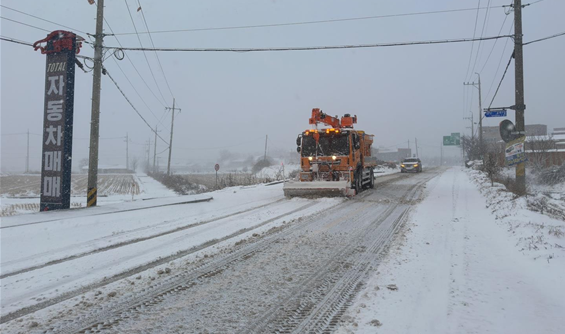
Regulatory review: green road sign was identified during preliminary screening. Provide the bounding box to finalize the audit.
[443,134,460,146]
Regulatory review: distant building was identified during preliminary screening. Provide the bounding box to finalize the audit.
[376,148,412,162]
[482,124,547,144]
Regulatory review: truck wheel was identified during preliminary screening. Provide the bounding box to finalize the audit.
[355,172,362,194]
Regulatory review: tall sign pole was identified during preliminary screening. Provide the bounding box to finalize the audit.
[33,31,82,211]
[514,0,526,194]
[87,0,105,207]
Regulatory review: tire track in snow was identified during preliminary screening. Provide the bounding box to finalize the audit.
[0,200,320,324]
[0,199,284,279]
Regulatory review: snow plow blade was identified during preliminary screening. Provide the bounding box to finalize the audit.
[283,180,352,198]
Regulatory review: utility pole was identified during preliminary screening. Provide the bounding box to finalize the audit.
[153,126,158,173]
[464,75,483,156]
[514,0,526,194]
[125,133,129,170]
[464,112,475,139]
[165,98,180,176]
[264,135,268,161]
[415,137,419,157]
[87,0,105,207]
[26,129,30,173]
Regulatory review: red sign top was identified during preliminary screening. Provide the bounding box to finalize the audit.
[214,164,220,171]
[33,30,83,55]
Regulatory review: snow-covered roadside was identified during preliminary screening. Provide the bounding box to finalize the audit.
[337,167,565,334]
[467,169,564,258]
[374,166,400,177]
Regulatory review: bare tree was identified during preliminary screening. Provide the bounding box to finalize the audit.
[462,135,487,162]
[483,152,501,186]
[527,135,555,171]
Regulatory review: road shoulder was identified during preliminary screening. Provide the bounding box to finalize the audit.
[336,167,565,334]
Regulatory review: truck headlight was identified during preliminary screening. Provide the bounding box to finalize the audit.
[332,156,337,160]
[308,156,313,161]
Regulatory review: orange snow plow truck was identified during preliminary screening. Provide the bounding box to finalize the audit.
[284,108,377,197]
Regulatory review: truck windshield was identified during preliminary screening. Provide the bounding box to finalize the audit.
[302,133,349,157]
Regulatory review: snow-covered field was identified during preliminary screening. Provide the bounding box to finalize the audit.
[337,167,565,334]
[0,173,177,216]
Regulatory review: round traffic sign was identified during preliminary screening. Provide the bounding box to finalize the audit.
[214,163,220,171]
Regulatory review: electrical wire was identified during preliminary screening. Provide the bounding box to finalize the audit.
[124,0,168,105]
[110,5,506,36]
[524,31,565,45]
[0,5,87,34]
[104,34,513,53]
[103,18,167,108]
[469,0,492,79]
[110,56,170,133]
[174,137,265,151]
[136,0,176,101]
[0,36,34,47]
[487,50,514,110]
[464,1,482,81]
[479,12,508,73]
[102,65,169,145]
[0,16,51,32]
[485,20,514,102]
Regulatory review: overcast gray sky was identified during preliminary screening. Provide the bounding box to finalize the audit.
[1,0,564,172]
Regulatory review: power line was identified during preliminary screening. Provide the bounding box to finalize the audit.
[0,5,87,34]
[109,5,506,36]
[103,18,167,108]
[124,0,168,105]
[174,136,265,151]
[479,12,509,73]
[464,1,482,81]
[487,50,514,109]
[0,36,34,47]
[102,65,170,145]
[485,20,514,102]
[468,0,492,79]
[110,56,170,133]
[136,0,176,101]
[105,34,513,53]
[0,16,51,32]
[524,31,565,45]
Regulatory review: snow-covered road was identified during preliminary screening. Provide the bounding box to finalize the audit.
[0,167,424,333]
[3,167,562,334]
[337,167,565,334]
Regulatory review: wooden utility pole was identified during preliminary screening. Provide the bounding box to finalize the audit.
[415,137,419,157]
[87,0,105,207]
[165,99,180,176]
[514,0,526,194]
[464,75,483,155]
